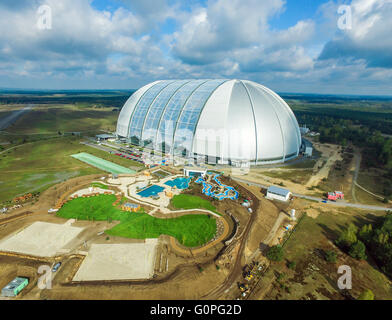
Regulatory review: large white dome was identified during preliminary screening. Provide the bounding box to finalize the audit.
[116,79,301,164]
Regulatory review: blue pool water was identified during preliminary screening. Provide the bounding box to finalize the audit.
[137,185,165,198]
[165,177,191,189]
[195,174,239,200]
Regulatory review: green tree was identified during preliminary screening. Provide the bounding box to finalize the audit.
[349,240,367,260]
[266,245,284,262]
[336,223,358,250]
[358,289,374,300]
[325,250,337,263]
[377,232,389,245]
[359,224,373,243]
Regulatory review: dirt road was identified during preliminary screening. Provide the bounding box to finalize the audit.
[200,202,257,299]
[262,211,287,246]
[232,177,391,211]
[305,144,342,188]
[351,150,361,203]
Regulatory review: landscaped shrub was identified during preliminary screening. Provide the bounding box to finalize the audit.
[325,250,337,263]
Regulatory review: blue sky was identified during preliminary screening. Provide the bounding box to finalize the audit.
[0,0,391,95]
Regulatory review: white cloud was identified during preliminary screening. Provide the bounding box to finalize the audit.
[319,0,392,68]
[0,0,173,82]
[171,0,286,64]
[0,0,390,94]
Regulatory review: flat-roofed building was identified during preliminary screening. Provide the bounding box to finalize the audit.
[266,186,292,202]
[183,166,207,178]
[1,277,29,297]
[96,133,116,141]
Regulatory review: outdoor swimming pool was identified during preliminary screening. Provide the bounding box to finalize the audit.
[137,185,165,198]
[164,177,191,189]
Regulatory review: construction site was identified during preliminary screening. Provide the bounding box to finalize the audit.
[0,125,391,301]
[0,153,305,301]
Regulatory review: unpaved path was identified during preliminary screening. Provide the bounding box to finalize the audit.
[305,144,342,188]
[262,211,287,246]
[351,150,361,203]
[200,202,258,299]
[355,182,385,200]
[233,177,391,211]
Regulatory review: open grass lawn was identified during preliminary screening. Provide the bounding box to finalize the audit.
[0,136,141,204]
[0,103,120,149]
[284,159,317,169]
[264,208,392,300]
[6,104,119,135]
[357,169,389,205]
[57,194,126,220]
[355,187,386,206]
[260,169,312,185]
[0,101,144,203]
[314,152,355,201]
[0,101,143,203]
[57,194,217,247]
[107,213,217,247]
[171,194,218,214]
[0,137,100,203]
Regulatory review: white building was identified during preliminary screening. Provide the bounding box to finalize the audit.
[301,138,313,157]
[183,166,207,178]
[96,133,116,142]
[305,146,313,157]
[299,125,310,135]
[266,186,292,202]
[116,79,302,165]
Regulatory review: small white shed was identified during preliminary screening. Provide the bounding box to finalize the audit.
[266,186,292,202]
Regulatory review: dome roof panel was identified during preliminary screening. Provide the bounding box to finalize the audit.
[116,79,301,164]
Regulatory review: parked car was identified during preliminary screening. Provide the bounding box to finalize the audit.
[52,262,62,272]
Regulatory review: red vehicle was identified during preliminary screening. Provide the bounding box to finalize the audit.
[327,191,344,201]
[335,191,344,199]
[327,192,337,200]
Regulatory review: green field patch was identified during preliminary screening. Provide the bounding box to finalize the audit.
[106,213,216,247]
[0,136,143,204]
[266,209,392,300]
[6,105,119,135]
[71,152,135,175]
[90,182,109,189]
[284,159,316,169]
[57,194,216,247]
[171,194,219,214]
